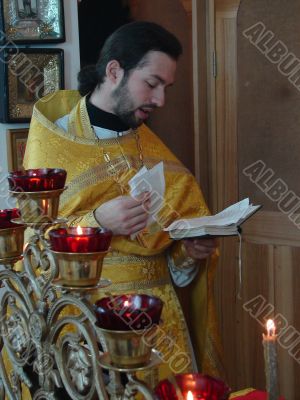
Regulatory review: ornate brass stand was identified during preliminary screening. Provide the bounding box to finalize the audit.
[0,191,158,399]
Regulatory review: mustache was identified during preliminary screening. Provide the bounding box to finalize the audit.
[139,104,157,110]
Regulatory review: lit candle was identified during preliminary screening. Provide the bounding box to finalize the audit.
[154,373,230,400]
[94,294,163,331]
[8,168,66,192]
[49,227,112,253]
[262,319,279,400]
[187,391,193,400]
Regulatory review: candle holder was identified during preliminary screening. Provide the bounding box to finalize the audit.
[8,168,67,224]
[49,227,112,253]
[97,325,158,368]
[9,187,66,223]
[49,227,112,287]
[0,208,21,228]
[155,373,231,400]
[0,225,26,261]
[95,294,163,368]
[0,208,25,263]
[98,349,162,400]
[50,249,108,287]
[94,294,163,330]
[8,168,67,192]
[0,169,160,399]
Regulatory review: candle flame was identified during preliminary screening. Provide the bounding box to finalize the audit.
[266,319,276,336]
[187,391,194,400]
[76,225,83,235]
[124,300,129,307]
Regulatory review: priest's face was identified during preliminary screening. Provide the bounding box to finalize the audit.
[111,51,177,128]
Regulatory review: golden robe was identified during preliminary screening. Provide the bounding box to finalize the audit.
[20,90,224,394]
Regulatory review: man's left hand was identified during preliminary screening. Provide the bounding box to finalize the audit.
[183,238,218,260]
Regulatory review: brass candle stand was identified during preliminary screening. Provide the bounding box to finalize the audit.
[0,225,25,268]
[8,188,65,224]
[0,188,159,399]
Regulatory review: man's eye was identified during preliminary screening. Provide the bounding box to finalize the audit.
[146,81,155,88]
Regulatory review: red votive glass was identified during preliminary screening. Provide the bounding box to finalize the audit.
[8,168,67,192]
[49,227,112,253]
[0,209,21,229]
[155,373,231,400]
[94,294,163,331]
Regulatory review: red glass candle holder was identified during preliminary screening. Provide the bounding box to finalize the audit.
[155,373,231,400]
[0,209,21,229]
[94,294,163,331]
[49,227,112,253]
[8,168,67,192]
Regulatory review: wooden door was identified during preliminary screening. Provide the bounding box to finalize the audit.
[193,0,300,397]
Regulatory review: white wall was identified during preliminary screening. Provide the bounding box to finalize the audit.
[0,0,80,209]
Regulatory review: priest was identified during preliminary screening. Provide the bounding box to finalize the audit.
[23,21,224,390]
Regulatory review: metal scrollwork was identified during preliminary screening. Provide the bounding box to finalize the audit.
[66,342,92,394]
[28,313,47,342]
[9,371,21,398]
[0,224,157,399]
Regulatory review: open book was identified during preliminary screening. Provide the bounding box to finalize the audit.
[164,198,261,239]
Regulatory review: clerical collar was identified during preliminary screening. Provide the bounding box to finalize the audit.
[86,98,130,132]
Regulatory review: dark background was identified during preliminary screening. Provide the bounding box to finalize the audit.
[78,0,131,67]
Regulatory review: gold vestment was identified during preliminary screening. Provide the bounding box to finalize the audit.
[16,90,224,396]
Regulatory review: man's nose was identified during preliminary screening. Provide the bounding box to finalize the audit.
[151,88,165,107]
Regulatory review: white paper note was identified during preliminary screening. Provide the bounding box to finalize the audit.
[129,162,165,236]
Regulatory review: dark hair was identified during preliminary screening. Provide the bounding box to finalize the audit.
[78,21,182,96]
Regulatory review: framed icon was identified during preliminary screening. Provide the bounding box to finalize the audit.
[7,128,29,171]
[0,47,64,123]
[0,0,65,44]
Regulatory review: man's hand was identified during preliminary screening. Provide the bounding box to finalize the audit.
[94,193,150,235]
[183,238,218,260]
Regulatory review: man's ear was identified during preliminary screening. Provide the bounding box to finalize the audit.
[106,60,124,85]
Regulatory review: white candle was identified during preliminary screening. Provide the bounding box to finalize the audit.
[262,319,279,400]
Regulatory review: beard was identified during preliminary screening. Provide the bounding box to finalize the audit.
[111,76,156,129]
[111,77,142,128]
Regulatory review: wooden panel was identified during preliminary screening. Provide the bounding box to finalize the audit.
[216,0,240,13]
[192,0,209,198]
[213,0,241,391]
[180,0,192,17]
[215,6,238,212]
[130,0,195,172]
[243,211,300,246]
[274,246,295,399]
[214,237,239,386]
[237,0,300,211]
[208,0,300,397]
[236,241,274,390]
[225,241,300,396]
[217,239,274,389]
[204,0,217,208]
[290,247,300,397]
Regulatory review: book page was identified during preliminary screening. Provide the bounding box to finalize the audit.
[165,199,252,231]
[203,199,250,226]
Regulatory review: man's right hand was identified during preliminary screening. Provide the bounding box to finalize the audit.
[94,193,150,236]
